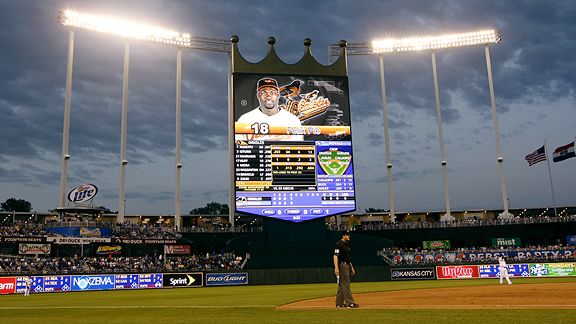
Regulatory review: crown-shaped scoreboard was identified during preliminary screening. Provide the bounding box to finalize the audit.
[231,36,356,222]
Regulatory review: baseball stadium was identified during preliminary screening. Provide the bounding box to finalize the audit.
[2,3,576,324]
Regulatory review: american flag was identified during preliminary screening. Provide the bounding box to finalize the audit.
[525,145,547,166]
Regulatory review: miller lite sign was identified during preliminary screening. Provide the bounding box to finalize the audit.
[67,184,98,203]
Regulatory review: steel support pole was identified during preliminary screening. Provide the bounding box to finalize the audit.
[175,48,182,230]
[118,41,130,224]
[59,30,74,207]
[378,55,396,223]
[431,52,453,221]
[485,45,512,219]
[228,52,235,228]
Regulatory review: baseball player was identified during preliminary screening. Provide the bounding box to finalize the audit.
[498,255,512,285]
[24,276,31,296]
[333,230,359,308]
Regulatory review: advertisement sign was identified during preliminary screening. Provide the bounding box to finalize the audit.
[164,245,191,255]
[422,240,450,250]
[390,267,435,280]
[71,275,115,291]
[162,273,203,288]
[67,183,98,203]
[436,265,480,279]
[530,263,576,277]
[114,274,139,289]
[95,245,122,255]
[18,243,51,255]
[138,273,163,288]
[491,237,521,247]
[1,237,46,243]
[205,273,248,286]
[80,227,102,237]
[566,235,576,246]
[479,264,530,278]
[0,277,16,294]
[112,238,177,244]
[48,237,111,245]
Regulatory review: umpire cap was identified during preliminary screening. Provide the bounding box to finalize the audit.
[257,77,278,91]
[342,230,351,237]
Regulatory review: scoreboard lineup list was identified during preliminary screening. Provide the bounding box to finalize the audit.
[235,140,355,221]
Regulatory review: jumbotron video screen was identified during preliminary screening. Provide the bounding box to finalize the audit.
[233,74,356,222]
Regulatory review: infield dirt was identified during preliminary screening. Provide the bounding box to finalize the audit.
[279,282,576,309]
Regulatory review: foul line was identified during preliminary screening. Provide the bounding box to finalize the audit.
[0,305,276,310]
[279,304,576,309]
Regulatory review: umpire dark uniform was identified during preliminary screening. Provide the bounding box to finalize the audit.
[333,230,359,308]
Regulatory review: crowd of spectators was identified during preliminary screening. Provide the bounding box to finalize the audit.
[0,253,243,275]
[0,222,50,237]
[112,222,181,240]
[165,253,244,271]
[381,244,576,265]
[0,221,182,240]
[328,214,576,232]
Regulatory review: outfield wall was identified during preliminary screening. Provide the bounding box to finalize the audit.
[390,262,576,280]
[0,272,248,295]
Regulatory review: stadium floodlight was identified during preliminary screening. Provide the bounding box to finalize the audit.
[372,30,501,54]
[58,9,230,227]
[328,28,510,222]
[58,9,192,47]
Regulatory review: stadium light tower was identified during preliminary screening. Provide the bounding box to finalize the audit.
[329,29,511,221]
[57,9,230,228]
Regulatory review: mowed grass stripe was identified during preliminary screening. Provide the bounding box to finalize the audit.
[0,277,575,323]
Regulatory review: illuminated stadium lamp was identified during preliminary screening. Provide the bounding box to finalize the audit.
[57,10,192,47]
[57,9,202,228]
[58,9,230,228]
[371,30,500,54]
[372,30,500,222]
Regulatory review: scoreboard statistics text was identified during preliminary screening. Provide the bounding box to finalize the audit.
[233,74,356,221]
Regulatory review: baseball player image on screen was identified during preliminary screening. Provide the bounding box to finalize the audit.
[498,256,512,285]
[236,77,304,142]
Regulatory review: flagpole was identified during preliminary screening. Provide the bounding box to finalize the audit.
[544,140,558,217]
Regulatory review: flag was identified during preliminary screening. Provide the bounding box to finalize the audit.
[553,141,575,162]
[525,145,546,166]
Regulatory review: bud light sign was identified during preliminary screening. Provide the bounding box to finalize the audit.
[205,273,248,286]
[71,275,114,291]
[67,184,98,203]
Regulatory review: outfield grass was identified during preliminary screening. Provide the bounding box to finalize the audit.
[1,277,575,323]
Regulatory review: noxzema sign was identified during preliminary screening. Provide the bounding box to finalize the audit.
[71,275,114,291]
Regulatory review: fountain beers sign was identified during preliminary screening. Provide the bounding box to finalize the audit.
[436,265,480,279]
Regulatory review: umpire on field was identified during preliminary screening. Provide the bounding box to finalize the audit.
[333,230,359,308]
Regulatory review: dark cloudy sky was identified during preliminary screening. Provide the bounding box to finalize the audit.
[0,0,574,215]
